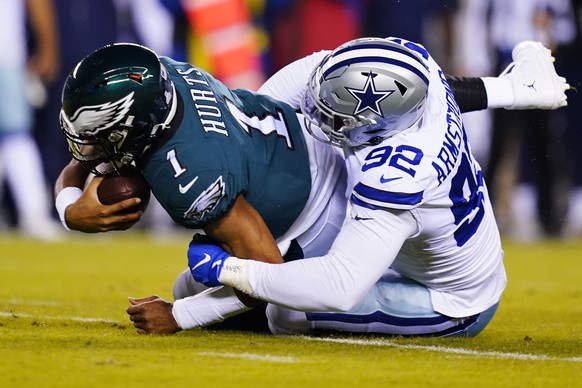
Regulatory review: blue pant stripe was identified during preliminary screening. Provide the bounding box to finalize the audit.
[307,310,451,327]
[306,311,480,337]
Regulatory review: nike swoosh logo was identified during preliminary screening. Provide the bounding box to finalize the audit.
[191,253,211,271]
[179,176,199,194]
[211,260,222,269]
[380,176,402,184]
[354,216,374,221]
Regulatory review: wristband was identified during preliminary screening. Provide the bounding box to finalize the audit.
[55,187,83,231]
[482,77,515,109]
[218,257,253,295]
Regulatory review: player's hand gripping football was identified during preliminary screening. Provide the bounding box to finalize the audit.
[501,41,571,110]
[65,176,144,233]
[187,236,232,287]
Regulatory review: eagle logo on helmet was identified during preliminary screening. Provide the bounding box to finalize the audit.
[61,92,135,136]
[346,72,394,116]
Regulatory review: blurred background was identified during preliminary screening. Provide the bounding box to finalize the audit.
[0,0,580,242]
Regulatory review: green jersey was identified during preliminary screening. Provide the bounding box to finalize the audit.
[139,58,312,239]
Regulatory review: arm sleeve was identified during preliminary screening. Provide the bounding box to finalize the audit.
[258,51,330,108]
[446,75,489,113]
[245,206,418,311]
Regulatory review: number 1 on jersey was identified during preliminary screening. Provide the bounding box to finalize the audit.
[167,148,187,177]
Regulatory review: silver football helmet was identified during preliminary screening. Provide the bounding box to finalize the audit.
[301,37,430,147]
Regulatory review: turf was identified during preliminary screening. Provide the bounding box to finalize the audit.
[1,232,581,387]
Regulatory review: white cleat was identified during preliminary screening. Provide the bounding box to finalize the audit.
[501,41,571,110]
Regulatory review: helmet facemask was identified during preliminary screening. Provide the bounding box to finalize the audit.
[60,110,137,175]
[301,76,381,147]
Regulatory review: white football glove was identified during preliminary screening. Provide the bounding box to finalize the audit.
[501,41,570,110]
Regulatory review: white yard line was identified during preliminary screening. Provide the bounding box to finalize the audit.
[197,351,298,363]
[303,336,582,363]
[0,311,119,324]
[2,310,579,363]
[1,298,79,306]
[1,311,294,363]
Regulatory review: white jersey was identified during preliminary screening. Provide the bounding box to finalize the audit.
[247,43,506,318]
[344,51,506,316]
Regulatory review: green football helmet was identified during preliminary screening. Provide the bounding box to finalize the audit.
[60,43,176,175]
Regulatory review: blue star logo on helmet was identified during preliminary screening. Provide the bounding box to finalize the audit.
[62,92,135,136]
[346,73,394,116]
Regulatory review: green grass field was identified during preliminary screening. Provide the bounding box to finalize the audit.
[1,232,581,387]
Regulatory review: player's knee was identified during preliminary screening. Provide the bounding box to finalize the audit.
[172,269,209,300]
[266,304,310,335]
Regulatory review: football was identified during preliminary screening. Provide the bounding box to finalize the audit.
[97,166,151,213]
